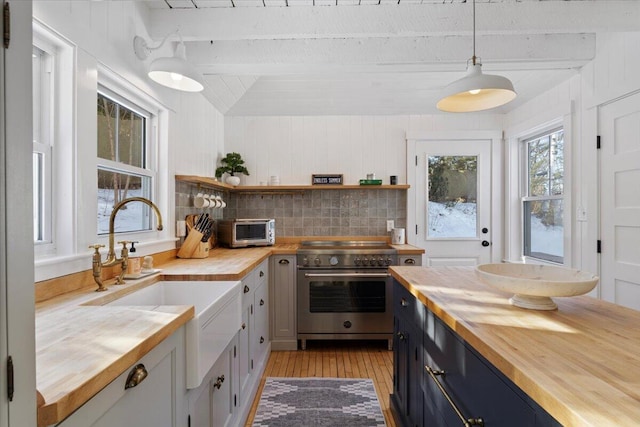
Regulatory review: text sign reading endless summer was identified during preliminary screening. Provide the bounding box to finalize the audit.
[312,174,343,185]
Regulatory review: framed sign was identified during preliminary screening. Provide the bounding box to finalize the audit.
[312,174,343,185]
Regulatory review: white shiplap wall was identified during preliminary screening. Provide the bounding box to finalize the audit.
[224,114,503,186]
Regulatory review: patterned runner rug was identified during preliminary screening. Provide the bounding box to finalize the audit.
[251,377,387,427]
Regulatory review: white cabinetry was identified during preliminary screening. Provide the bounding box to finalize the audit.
[57,328,186,427]
[237,259,270,424]
[189,259,270,427]
[269,255,297,350]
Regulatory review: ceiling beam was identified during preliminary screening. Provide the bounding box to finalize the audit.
[149,2,640,41]
[188,33,595,75]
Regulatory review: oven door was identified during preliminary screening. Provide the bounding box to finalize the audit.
[297,270,392,334]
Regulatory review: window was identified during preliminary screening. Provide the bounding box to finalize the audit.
[522,128,564,263]
[33,45,54,244]
[96,90,155,235]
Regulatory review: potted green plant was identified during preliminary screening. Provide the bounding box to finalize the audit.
[215,152,250,186]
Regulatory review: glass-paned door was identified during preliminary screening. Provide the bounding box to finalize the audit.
[416,140,492,266]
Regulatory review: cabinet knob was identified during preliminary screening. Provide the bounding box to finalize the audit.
[259,271,264,277]
[260,299,265,306]
[396,332,406,341]
[400,298,408,307]
[278,259,290,265]
[260,336,265,344]
[244,285,250,293]
[124,364,148,390]
[404,258,416,265]
[242,322,246,330]
[213,375,225,390]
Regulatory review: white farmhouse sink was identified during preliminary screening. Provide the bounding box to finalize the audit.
[475,264,599,310]
[107,280,241,388]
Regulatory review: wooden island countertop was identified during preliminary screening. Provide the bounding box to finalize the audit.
[390,265,640,427]
[37,242,423,426]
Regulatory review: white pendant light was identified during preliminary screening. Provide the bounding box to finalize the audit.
[134,32,204,93]
[437,0,516,112]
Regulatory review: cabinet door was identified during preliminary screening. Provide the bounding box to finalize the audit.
[252,279,269,368]
[392,315,409,417]
[270,255,296,350]
[58,329,186,427]
[210,341,235,427]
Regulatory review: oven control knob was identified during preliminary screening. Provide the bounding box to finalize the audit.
[343,321,352,329]
[303,257,309,266]
[329,256,339,266]
[370,258,377,266]
[362,257,368,265]
[314,257,321,266]
[354,257,361,266]
[385,257,393,266]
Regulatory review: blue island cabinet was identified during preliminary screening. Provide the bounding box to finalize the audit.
[391,280,561,427]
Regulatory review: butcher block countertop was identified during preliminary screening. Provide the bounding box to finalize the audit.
[37,242,422,426]
[390,266,640,427]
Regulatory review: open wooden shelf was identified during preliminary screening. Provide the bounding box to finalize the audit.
[176,175,410,192]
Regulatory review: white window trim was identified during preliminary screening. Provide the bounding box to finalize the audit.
[33,20,75,260]
[33,44,173,282]
[505,117,572,266]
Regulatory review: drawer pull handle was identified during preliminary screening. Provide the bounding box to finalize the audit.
[425,365,484,427]
[400,298,408,307]
[260,336,265,344]
[244,285,250,293]
[259,271,265,277]
[404,258,416,265]
[125,364,148,390]
[213,375,225,390]
[279,259,290,265]
[260,299,265,306]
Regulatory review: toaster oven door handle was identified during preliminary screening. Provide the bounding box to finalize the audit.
[303,272,390,278]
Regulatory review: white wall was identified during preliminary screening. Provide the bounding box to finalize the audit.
[33,2,224,281]
[224,114,503,186]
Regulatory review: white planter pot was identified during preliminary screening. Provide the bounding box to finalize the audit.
[225,175,241,186]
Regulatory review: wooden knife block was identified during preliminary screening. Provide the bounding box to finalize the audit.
[177,229,209,259]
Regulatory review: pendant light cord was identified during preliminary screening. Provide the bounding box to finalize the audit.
[472,0,477,66]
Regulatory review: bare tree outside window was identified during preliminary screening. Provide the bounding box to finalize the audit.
[96,92,152,234]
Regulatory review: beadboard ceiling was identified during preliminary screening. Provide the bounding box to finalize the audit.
[140,0,640,115]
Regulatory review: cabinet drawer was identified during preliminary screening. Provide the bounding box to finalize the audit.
[423,311,535,427]
[393,280,424,327]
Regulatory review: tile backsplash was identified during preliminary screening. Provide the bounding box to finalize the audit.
[175,183,406,239]
[224,189,406,237]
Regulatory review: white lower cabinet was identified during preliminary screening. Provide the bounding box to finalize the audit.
[188,336,238,427]
[189,259,271,427]
[57,327,187,427]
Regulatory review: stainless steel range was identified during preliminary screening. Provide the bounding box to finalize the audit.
[296,241,398,350]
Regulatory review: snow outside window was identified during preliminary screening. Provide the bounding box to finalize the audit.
[522,128,564,264]
[96,90,155,235]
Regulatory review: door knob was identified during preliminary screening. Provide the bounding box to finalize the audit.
[482,240,490,247]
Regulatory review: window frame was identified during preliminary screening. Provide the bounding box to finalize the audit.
[96,86,157,236]
[32,44,54,245]
[520,127,566,265]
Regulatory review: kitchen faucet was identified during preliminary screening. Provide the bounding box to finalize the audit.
[89,197,163,292]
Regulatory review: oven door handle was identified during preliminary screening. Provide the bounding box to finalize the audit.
[303,272,390,278]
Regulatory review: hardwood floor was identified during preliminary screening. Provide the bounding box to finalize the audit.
[244,340,397,427]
